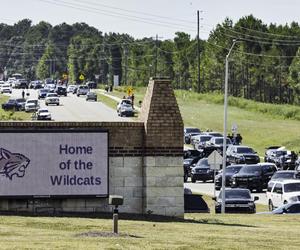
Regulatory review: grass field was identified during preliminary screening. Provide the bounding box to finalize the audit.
[0,95,31,121]
[0,214,299,249]
[104,86,300,156]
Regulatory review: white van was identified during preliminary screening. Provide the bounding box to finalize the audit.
[267,179,300,211]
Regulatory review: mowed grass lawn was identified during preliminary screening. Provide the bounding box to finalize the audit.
[0,95,31,120]
[106,86,300,156]
[0,214,299,249]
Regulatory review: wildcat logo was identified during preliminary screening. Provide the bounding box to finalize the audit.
[0,148,30,180]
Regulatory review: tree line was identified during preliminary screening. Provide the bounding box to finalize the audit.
[0,16,300,105]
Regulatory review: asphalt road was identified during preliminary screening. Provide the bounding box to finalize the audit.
[184,181,268,205]
[8,89,132,122]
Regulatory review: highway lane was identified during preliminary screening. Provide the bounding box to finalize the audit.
[8,89,132,122]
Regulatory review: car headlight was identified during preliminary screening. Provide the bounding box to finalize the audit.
[191,169,196,174]
[248,202,254,206]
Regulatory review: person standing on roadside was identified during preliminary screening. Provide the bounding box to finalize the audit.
[22,89,25,99]
[131,93,135,109]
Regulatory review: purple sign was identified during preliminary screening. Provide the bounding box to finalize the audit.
[0,131,108,197]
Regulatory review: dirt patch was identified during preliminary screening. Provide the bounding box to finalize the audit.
[76,231,142,238]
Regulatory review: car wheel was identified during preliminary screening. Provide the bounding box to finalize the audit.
[203,180,206,183]
[268,200,274,211]
[77,94,79,97]
[191,177,196,183]
[46,103,48,106]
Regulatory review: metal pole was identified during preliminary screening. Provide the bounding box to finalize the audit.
[197,10,200,93]
[155,34,158,77]
[221,40,238,214]
[113,206,119,234]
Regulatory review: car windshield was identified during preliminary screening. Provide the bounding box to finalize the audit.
[16,98,26,102]
[196,158,209,168]
[27,100,37,104]
[284,183,300,192]
[186,128,200,133]
[226,166,243,174]
[39,109,48,113]
[239,165,262,175]
[275,151,287,157]
[200,136,212,142]
[121,100,132,105]
[214,138,231,144]
[273,172,295,179]
[237,147,255,154]
[219,189,251,199]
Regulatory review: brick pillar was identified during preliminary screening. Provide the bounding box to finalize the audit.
[139,78,184,217]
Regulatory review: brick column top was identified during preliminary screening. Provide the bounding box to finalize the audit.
[139,78,183,151]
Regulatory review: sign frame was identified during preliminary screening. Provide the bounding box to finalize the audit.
[0,128,109,199]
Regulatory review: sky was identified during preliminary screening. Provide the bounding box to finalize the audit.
[1,0,300,40]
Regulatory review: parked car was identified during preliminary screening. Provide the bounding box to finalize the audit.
[202,131,223,138]
[76,85,89,96]
[214,188,259,214]
[231,163,278,192]
[14,79,28,89]
[270,170,300,181]
[265,146,281,162]
[86,91,97,101]
[184,127,201,144]
[37,88,50,99]
[206,136,233,152]
[183,156,202,182]
[117,99,134,117]
[267,180,300,210]
[67,85,76,93]
[86,81,97,89]
[266,202,300,214]
[265,147,297,169]
[190,158,216,183]
[215,165,244,190]
[191,134,212,150]
[226,145,260,164]
[25,99,40,112]
[184,149,202,159]
[35,108,52,120]
[0,83,12,94]
[1,98,26,111]
[45,93,59,106]
[55,86,67,96]
[29,80,43,89]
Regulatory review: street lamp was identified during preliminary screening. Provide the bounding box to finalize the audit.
[221,39,240,214]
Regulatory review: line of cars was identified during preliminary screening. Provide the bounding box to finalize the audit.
[184,126,300,214]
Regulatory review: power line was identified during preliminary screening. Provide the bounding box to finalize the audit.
[36,0,196,32]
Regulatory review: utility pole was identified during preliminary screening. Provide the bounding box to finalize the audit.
[124,45,128,85]
[154,34,158,77]
[197,10,201,93]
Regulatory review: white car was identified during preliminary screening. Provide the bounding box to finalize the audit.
[76,85,89,96]
[25,99,40,112]
[267,179,300,210]
[36,108,52,120]
[117,99,134,117]
[0,83,12,94]
[45,93,60,106]
[67,85,76,93]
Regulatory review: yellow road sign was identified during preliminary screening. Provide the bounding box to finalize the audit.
[79,74,85,81]
[127,87,133,96]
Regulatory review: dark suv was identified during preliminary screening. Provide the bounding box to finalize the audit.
[227,145,260,164]
[190,158,216,183]
[55,86,67,96]
[231,163,277,192]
